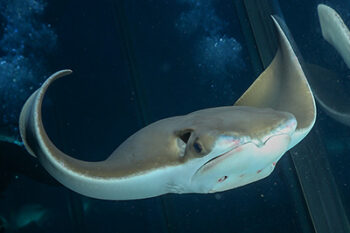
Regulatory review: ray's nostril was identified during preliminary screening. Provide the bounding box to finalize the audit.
[252,138,265,148]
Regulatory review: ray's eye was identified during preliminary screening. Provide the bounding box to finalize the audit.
[193,142,202,153]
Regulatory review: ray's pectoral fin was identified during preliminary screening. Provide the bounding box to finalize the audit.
[234,16,316,149]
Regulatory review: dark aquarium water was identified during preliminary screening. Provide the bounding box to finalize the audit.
[0,0,349,233]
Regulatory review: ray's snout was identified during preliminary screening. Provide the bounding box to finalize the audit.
[191,110,298,194]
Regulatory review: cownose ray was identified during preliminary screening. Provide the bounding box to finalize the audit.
[19,16,316,200]
[304,4,350,126]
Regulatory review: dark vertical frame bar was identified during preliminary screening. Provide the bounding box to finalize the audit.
[238,0,350,232]
[234,0,263,77]
[291,125,350,233]
[243,0,279,66]
[111,0,149,126]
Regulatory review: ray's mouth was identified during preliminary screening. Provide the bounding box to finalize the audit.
[195,116,297,174]
[199,142,245,170]
[198,132,293,173]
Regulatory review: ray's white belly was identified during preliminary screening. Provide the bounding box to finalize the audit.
[190,134,291,193]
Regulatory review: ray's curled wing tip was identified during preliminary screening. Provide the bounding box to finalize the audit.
[19,69,73,158]
[44,69,73,85]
